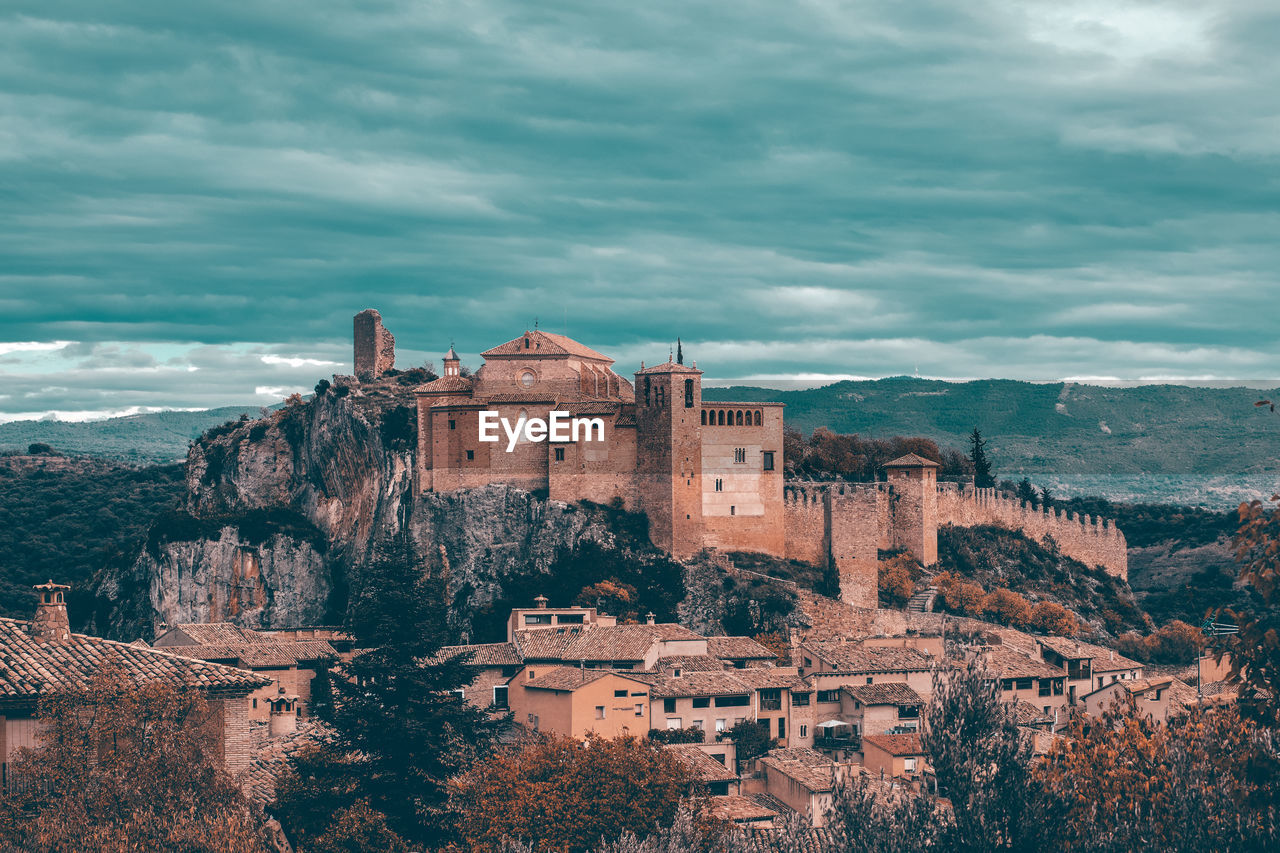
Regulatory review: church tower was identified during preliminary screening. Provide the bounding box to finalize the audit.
[634,354,703,558]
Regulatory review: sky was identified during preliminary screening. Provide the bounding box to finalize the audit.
[2,1,1279,421]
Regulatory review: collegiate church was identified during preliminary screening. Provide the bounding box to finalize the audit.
[354,310,1128,609]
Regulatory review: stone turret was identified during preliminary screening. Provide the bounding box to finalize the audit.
[31,580,71,643]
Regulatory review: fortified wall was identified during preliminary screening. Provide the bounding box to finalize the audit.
[782,476,1128,612]
[936,484,1128,580]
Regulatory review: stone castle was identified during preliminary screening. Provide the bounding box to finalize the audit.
[354,310,1127,608]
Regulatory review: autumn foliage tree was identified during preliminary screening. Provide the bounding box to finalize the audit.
[0,665,268,853]
[878,553,917,607]
[448,735,693,853]
[1229,495,1280,726]
[1028,601,1078,637]
[982,588,1032,628]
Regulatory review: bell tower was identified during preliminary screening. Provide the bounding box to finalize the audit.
[634,355,703,558]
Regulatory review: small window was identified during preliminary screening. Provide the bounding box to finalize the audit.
[755,411,762,425]
[554,447,565,461]
[1016,678,1033,691]
[595,706,606,719]
[252,698,258,709]
[635,704,644,717]
[904,757,918,772]
[557,613,583,624]
[867,677,874,684]
[493,685,508,709]
[644,376,651,405]
[466,449,474,461]
[525,614,552,625]
[730,506,735,515]
[800,724,807,738]
[701,410,707,425]
[715,479,723,492]
[664,698,677,714]
[684,379,694,408]
[817,690,841,703]
[734,448,745,463]
[777,717,785,738]
[692,697,710,709]
[718,410,725,426]
[449,419,456,430]
[715,719,726,732]
[793,692,810,707]
[666,718,682,730]
[615,689,629,698]
[762,451,774,471]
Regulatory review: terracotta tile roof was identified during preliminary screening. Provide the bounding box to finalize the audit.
[0,618,269,702]
[413,376,474,395]
[160,639,337,669]
[162,623,257,646]
[656,655,727,672]
[747,791,795,816]
[706,636,776,660]
[523,666,649,692]
[244,721,335,808]
[560,624,703,662]
[862,732,924,756]
[482,331,613,362]
[982,645,1065,680]
[1012,701,1055,726]
[437,642,522,667]
[883,453,940,468]
[512,628,586,660]
[806,643,934,673]
[650,671,754,699]
[1037,637,1142,672]
[759,747,841,793]
[635,359,702,375]
[663,745,739,783]
[845,682,924,706]
[710,794,777,823]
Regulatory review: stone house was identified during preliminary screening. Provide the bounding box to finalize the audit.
[662,743,740,796]
[646,668,805,745]
[839,682,925,737]
[979,645,1068,718]
[751,747,851,828]
[0,583,269,783]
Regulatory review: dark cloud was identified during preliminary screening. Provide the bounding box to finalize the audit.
[1,1,1278,418]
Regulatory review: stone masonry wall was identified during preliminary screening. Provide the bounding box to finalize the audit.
[827,485,883,610]
[936,484,1128,580]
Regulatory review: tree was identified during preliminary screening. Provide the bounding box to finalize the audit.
[575,579,640,622]
[722,719,775,764]
[1229,495,1280,726]
[922,659,1037,852]
[0,665,268,853]
[968,428,995,489]
[878,553,917,607]
[936,573,987,617]
[1029,601,1078,637]
[751,630,792,665]
[1038,486,1053,509]
[1016,478,1036,505]
[982,588,1032,628]
[273,540,496,849]
[448,735,693,853]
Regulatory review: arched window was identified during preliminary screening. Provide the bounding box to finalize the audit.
[755,411,762,426]
[718,410,725,426]
[701,410,707,425]
[735,411,743,425]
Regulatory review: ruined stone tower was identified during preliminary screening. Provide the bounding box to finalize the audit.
[634,359,704,559]
[353,309,395,381]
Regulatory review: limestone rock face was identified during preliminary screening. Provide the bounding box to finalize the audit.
[94,380,632,641]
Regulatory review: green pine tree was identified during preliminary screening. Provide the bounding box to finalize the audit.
[969,428,995,489]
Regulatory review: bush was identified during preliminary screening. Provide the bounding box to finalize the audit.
[878,554,916,607]
[722,719,775,763]
[983,588,1032,628]
[936,573,987,617]
[647,727,706,745]
[1029,601,1079,636]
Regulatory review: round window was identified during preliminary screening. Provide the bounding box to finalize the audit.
[519,371,536,388]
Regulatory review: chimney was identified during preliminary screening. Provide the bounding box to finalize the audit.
[645,612,655,625]
[534,594,549,609]
[32,581,71,643]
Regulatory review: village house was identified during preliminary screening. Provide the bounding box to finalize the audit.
[840,682,925,736]
[1036,637,1144,704]
[861,732,928,782]
[506,595,616,637]
[1081,676,1207,724]
[663,743,741,796]
[750,747,852,828]
[507,666,652,738]
[979,645,1069,718]
[647,667,805,745]
[0,582,269,783]
[152,622,338,722]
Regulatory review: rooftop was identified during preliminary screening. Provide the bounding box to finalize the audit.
[0,618,269,703]
[706,635,777,660]
[482,330,613,363]
[522,666,650,693]
[883,453,940,468]
[710,794,778,824]
[845,682,924,706]
[436,642,522,668]
[758,747,842,793]
[981,645,1066,680]
[1037,637,1142,672]
[862,732,924,756]
[805,642,934,673]
[663,745,739,783]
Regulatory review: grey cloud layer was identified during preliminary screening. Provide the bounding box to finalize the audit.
[1,0,1279,417]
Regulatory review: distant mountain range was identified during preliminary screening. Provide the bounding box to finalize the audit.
[0,406,274,465]
[2,378,1277,504]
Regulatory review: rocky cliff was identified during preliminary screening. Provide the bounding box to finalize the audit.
[93,376,667,642]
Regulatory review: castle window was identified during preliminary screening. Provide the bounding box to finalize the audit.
[715,479,723,492]
[718,410,725,426]
[701,410,707,425]
[685,378,694,408]
[466,450,474,461]
[554,447,565,461]
[734,448,745,463]
[449,419,456,430]
[656,384,665,407]
[762,451,774,471]
[730,506,735,515]
[755,411,762,425]
[645,376,651,405]
[735,411,743,425]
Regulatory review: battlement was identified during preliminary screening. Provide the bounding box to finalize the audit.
[937,486,1128,580]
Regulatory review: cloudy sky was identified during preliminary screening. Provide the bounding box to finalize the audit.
[2,1,1278,420]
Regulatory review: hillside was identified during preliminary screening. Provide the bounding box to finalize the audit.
[0,406,278,465]
[705,378,1280,487]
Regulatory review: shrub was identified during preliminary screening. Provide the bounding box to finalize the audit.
[1029,601,1079,636]
[983,588,1032,628]
[878,554,916,607]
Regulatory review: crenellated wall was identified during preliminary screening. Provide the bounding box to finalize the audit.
[935,484,1128,580]
[783,484,884,610]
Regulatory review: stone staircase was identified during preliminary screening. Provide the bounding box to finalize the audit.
[907,586,939,613]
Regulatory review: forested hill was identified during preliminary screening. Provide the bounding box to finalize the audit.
[705,377,1280,478]
[0,406,274,465]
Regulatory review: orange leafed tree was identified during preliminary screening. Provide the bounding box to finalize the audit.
[447,734,694,853]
